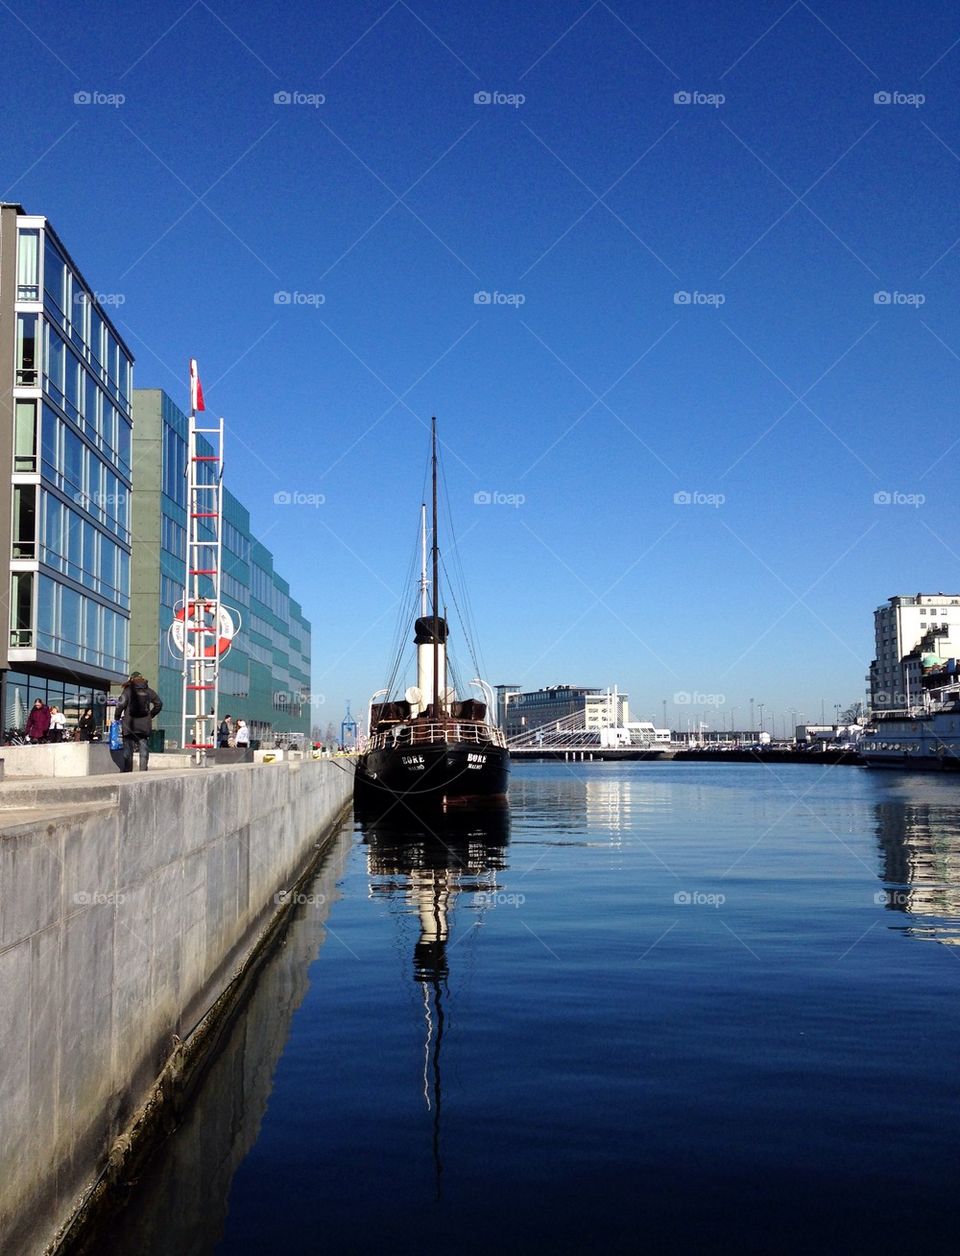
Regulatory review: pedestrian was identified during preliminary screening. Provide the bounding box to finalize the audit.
[25,698,51,743]
[48,705,68,742]
[234,719,250,748]
[115,673,163,773]
[78,708,96,741]
[218,713,232,748]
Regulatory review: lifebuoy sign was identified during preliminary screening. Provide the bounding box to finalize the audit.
[169,601,239,659]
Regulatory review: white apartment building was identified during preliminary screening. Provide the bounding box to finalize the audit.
[584,688,629,729]
[869,593,960,710]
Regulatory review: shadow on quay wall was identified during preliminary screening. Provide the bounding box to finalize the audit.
[73,823,353,1255]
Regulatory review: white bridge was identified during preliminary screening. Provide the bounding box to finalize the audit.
[507,709,666,755]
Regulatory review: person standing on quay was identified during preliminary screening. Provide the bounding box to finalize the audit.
[218,713,233,748]
[24,698,50,742]
[78,708,96,741]
[234,719,250,748]
[115,673,163,773]
[48,705,68,742]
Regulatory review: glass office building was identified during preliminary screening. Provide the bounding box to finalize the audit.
[0,203,133,731]
[130,389,311,746]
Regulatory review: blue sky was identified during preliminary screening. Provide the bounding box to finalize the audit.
[4,0,960,734]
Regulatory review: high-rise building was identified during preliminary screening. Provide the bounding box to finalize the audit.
[869,593,960,710]
[0,203,134,731]
[129,389,311,746]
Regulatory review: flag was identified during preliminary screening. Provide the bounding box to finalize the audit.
[189,358,206,412]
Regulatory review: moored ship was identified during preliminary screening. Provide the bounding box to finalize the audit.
[860,658,960,771]
[355,420,509,809]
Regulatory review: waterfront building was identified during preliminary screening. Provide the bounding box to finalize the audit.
[500,684,602,739]
[495,683,520,730]
[129,388,311,747]
[584,688,629,729]
[869,593,960,710]
[0,203,134,731]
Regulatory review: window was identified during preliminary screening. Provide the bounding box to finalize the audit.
[61,586,81,649]
[17,229,40,300]
[14,401,37,472]
[37,577,55,650]
[44,236,66,318]
[16,314,39,385]
[12,485,37,559]
[9,571,34,647]
[65,350,82,421]
[89,305,104,371]
[84,598,100,661]
[67,511,83,581]
[162,423,186,505]
[63,427,84,497]
[46,325,65,402]
[117,418,131,478]
[41,493,64,569]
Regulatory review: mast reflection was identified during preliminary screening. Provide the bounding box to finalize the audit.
[358,802,510,1197]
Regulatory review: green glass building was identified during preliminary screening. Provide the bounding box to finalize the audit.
[129,389,311,747]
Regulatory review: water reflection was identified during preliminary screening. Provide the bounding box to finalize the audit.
[85,831,352,1256]
[358,805,510,1199]
[510,770,673,841]
[874,785,960,945]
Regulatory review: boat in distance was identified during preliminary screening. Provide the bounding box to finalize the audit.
[860,657,960,771]
[355,419,509,810]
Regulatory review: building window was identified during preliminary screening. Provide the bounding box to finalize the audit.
[44,236,66,320]
[14,401,38,472]
[9,571,34,647]
[12,485,37,559]
[17,228,40,300]
[45,324,66,403]
[16,313,39,386]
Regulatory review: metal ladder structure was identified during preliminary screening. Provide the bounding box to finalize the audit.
[180,415,225,764]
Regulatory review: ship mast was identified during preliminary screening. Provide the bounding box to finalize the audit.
[419,503,428,617]
[431,417,440,719]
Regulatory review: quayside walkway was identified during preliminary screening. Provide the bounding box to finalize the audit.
[0,755,354,1256]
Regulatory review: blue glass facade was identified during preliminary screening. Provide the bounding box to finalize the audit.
[2,204,133,731]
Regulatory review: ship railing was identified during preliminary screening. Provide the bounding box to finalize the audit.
[366,720,507,752]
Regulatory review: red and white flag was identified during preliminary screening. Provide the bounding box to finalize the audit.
[189,358,206,412]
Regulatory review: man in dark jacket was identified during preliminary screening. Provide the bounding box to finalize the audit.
[115,673,163,772]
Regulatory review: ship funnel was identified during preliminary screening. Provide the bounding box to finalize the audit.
[414,616,449,715]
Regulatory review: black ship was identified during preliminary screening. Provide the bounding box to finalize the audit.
[355,420,509,810]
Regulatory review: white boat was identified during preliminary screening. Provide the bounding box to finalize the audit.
[860,666,960,771]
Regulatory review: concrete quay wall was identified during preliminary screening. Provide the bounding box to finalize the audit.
[0,758,354,1255]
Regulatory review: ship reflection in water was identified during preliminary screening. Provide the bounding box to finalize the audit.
[874,780,960,946]
[358,802,510,1200]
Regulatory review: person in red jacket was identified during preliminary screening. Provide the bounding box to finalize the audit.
[24,698,51,742]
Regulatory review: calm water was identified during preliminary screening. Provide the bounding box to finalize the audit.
[99,764,960,1255]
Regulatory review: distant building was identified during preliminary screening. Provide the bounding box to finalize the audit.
[869,593,960,710]
[495,684,520,730]
[626,721,671,743]
[584,688,629,728]
[1,203,134,732]
[500,684,602,739]
[129,389,311,746]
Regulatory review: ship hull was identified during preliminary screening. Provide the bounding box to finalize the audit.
[860,713,960,771]
[355,740,510,809]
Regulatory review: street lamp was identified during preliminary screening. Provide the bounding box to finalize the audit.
[758,703,765,733]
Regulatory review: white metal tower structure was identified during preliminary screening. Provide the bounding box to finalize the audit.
[180,363,225,764]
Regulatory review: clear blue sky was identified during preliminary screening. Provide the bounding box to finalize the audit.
[4,0,959,734]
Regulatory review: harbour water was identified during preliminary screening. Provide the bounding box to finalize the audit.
[96,763,960,1254]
